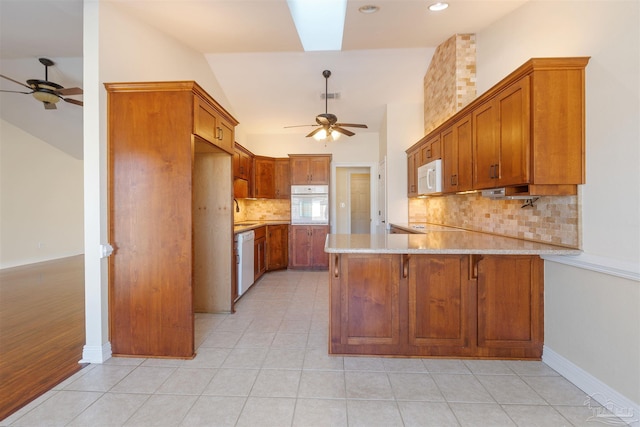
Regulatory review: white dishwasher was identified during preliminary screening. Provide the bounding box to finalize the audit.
[236,230,255,298]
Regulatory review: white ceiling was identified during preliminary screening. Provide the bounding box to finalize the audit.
[0,0,528,159]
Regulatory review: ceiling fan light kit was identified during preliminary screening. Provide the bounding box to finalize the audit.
[284,69,367,141]
[0,57,83,110]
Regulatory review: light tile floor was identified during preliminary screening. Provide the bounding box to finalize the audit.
[1,270,624,426]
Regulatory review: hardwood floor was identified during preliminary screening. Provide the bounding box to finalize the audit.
[0,255,85,421]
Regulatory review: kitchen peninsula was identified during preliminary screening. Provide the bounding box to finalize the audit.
[325,228,579,360]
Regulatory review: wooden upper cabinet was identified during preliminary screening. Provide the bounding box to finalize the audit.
[192,89,238,153]
[414,57,589,196]
[473,77,530,190]
[442,114,473,193]
[254,156,275,199]
[407,148,420,197]
[274,158,291,199]
[420,134,442,165]
[233,143,252,181]
[290,155,331,185]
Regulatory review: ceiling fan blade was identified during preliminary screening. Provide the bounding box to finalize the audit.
[63,97,83,107]
[0,74,31,90]
[306,127,324,138]
[56,87,83,96]
[335,123,368,129]
[44,102,57,110]
[284,124,317,128]
[0,89,31,94]
[332,126,355,137]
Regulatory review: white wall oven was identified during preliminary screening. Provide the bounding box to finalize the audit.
[291,185,329,225]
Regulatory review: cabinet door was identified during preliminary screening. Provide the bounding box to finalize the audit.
[290,156,331,185]
[408,255,471,355]
[472,100,499,189]
[338,254,402,348]
[441,127,457,193]
[310,225,330,268]
[443,114,473,194]
[476,255,543,358]
[274,159,291,199]
[456,115,473,192]
[233,145,252,181]
[254,157,275,199]
[308,156,330,184]
[290,157,310,185]
[267,225,288,271]
[496,76,530,187]
[421,134,441,164]
[289,226,312,268]
[253,227,267,281]
[407,149,419,197]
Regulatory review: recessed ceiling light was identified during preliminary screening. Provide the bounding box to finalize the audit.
[359,5,379,14]
[428,2,449,12]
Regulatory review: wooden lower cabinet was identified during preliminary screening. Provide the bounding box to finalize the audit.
[408,255,473,356]
[476,255,544,358]
[289,225,330,269]
[266,224,288,271]
[254,226,267,281]
[330,254,401,355]
[329,253,543,358]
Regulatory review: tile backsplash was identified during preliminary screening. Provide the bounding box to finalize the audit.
[409,193,580,248]
[234,199,290,223]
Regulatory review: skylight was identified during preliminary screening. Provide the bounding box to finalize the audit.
[287,0,347,51]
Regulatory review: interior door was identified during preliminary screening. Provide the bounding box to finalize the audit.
[350,173,371,234]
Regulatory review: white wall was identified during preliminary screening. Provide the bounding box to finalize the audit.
[477,0,639,409]
[384,103,424,226]
[0,119,84,268]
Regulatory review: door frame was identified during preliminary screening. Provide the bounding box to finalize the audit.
[331,162,377,234]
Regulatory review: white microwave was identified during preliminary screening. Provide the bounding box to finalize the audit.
[417,159,442,195]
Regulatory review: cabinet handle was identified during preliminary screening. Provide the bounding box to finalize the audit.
[469,254,483,280]
[334,255,340,278]
[217,127,223,140]
[310,174,313,181]
[489,165,494,179]
[494,163,499,179]
[402,254,410,278]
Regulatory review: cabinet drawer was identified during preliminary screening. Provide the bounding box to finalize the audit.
[254,226,266,240]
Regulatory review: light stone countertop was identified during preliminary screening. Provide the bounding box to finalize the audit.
[325,231,581,255]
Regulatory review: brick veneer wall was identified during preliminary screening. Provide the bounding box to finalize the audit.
[424,34,476,134]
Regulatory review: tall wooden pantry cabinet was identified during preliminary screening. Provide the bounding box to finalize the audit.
[105,81,238,358]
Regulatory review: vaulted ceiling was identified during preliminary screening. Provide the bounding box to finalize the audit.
[0,0,527,159]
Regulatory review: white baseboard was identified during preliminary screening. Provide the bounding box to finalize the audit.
[79,342,112,364]
[543,346,639,426]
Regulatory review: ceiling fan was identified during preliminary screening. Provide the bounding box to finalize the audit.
[0,57,83,110]
[285,70,367,140]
